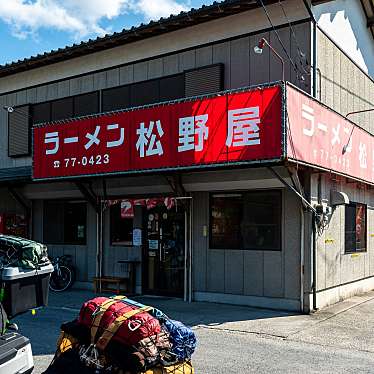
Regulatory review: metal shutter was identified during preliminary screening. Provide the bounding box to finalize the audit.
[185,64,224,97]
[8,105,31,157]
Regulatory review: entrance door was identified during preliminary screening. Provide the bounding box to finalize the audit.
[144,206,185,297]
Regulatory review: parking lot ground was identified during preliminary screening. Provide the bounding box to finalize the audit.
[15,289,374,373]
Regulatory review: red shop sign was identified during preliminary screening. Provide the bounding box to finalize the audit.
[32,85,283,180]
[287,85,374,185]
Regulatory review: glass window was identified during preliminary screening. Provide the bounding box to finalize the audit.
[159,74,185,102]
[345,203,367,253]
[210,194,242,249]
[32,102,51,125]
[110,204,133,246]
[130,80,160,107]
[43,201,87,245]
[210,191,282,250]
[102,86,131,112]
[51,97,74,121]
[74,92,99,117]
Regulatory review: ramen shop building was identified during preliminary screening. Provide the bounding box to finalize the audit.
[0,0,373,313]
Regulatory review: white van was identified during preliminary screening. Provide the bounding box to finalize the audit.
[0,331,34,374]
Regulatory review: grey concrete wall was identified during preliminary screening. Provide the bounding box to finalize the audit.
[32,199,96,282]
[317,28,374,134]
[311,173,374,293]
[192,178,301,302]
[0,20,311,170]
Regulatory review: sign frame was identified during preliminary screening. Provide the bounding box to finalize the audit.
[32,82,286,181]
[286,82,374,186]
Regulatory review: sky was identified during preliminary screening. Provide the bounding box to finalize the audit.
[0,0,215,66]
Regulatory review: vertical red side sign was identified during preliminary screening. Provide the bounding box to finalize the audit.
[287,85,374,184]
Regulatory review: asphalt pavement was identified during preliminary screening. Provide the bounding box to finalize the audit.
[14,289,374,373]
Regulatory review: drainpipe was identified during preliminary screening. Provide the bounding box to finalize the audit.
[302,0,318,98]
[269,167,318,312]
[184,209,188,302]
[300,207,305,312]
[189,198,193,303]
[311,174,322,311]
[312,210,317,311]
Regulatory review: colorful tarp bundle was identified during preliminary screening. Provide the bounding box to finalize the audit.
[43,296,196,374]
[0,235,50,269]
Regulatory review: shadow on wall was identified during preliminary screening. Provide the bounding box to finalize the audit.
[315,1,374,77]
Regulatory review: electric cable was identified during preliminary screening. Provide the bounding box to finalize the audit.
[277,0,311,75]
[257,0,306,81]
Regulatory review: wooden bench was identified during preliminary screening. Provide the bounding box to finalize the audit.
[93,276,130,294]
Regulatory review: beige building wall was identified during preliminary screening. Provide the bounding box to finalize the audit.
[317,28,374,134]
[310,173,374,308]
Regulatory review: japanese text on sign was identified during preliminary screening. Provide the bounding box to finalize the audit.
[287,85,374,184]
[33,86,282,179]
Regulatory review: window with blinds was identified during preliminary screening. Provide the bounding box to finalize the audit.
[8,105,31,157]
[185,64,224,97]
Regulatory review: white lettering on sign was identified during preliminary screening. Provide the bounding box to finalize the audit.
[106,124,125,148]
[226,106,261,147]
[64,137,78,144]
[136,120,164,158]
[178,114,209,152]
[302,104,314,137]
[45,132,59,155]
[85,126,101,150]
[317,122,328,133]
[359,142,367,169]
[331,123,341,146]
[44,109,267,158]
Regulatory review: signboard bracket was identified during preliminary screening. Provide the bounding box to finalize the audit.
[75,182,99,212]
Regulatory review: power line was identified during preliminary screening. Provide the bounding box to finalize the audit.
[257,0,306,81]
[277,0,311,75]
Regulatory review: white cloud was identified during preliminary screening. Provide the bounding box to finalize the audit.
[132,0,187,21]
[0,0,189,40]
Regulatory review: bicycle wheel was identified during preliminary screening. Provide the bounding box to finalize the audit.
[49,265,73,292]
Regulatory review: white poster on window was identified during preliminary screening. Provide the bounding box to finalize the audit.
[133,228,142,246]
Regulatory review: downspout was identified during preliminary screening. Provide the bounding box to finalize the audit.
[300,207,305,312]
[312,211,317,310]
[96,202,100,279]
[100,179,108,282]
[302,0,318,98]
[311,173,323,311]
[184,209,188,302]
[189,198,193,303]
[269,167,318,313]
